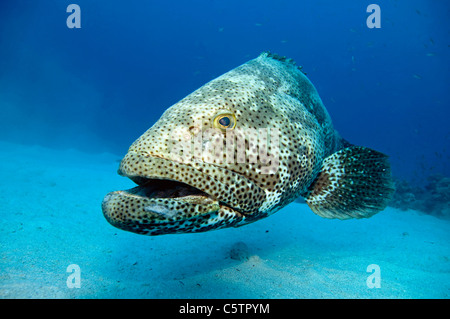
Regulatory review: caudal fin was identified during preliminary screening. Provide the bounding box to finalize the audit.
[305,146,394,219]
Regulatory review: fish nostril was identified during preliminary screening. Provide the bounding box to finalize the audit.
[188,126,200,135]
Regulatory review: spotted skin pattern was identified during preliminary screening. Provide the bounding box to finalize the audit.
[102,52,394,236]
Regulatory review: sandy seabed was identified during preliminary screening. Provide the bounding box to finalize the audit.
[0,141,448,299]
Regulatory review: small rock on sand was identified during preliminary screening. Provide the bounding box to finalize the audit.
[229,241,250,261]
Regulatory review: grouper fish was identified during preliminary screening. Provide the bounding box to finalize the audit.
[102,52,394,236]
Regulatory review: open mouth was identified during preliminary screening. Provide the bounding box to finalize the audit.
[125,177,214,202]
[102,153,260,235]
[105,150,265,220]
[102,174,225,235]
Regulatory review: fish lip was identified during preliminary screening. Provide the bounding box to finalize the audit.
[101,189,223,235]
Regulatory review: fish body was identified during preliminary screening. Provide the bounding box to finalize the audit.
[102,52,394,236]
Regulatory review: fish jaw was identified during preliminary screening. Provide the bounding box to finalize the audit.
[101,151,259,235]
[118,150,266,213]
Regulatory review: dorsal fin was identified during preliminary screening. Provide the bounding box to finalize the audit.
[259,51,307,75]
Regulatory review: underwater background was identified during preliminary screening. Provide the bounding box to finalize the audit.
[0,0,449,299]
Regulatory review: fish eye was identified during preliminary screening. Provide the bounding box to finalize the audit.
[213,112,236,132]
[219,116,231,127]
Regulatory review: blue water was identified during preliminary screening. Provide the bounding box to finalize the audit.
[0,1,449,299]
[1,0,449,182]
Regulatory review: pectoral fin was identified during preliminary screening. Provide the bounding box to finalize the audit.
[305,146,394,219]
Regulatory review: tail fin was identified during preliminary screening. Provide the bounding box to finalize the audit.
[305,146,394,219]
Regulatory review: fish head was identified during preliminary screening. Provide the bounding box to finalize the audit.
[102,53,326,235]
